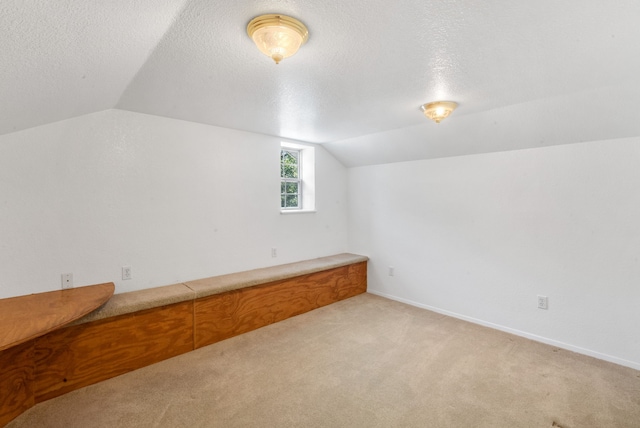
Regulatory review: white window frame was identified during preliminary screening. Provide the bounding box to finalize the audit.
[281,148,302,210]
[280,142,315,213]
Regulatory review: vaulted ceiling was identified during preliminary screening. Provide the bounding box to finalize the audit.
[3,0,640,166]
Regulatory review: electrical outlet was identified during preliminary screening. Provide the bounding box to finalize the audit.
[122,266,132,280]
[537,295,548,310]
[388,266,395,276]
[271,248,277,258]
[61,273,73,289]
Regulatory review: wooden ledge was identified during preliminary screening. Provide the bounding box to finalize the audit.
[0,283,114,352]
[185,253,369,299]
[72,253,368,325]
[70,283,194,326]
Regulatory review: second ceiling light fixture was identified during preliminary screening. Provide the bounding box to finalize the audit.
[421,101,458,123]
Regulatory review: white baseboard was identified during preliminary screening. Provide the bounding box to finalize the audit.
[367,289,640,371]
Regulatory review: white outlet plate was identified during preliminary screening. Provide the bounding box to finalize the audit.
[271,248,277,258]
[388,266,395,276]
[537,295,548,310]
[61,273,73,289]
[122,266,132,280]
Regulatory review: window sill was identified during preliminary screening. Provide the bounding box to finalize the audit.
[280,209,317,215]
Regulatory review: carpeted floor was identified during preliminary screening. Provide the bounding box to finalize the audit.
[8,293,640,427]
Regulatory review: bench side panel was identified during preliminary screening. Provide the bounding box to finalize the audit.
[0,341,34,427]
[34,301,194,402]
[194,262,367,348]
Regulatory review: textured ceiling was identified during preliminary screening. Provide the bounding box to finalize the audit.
[2,0,640,166]
[0,0,187,135]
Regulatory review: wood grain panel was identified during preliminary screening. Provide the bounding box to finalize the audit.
[194,262,367,348]
[0,341,34,427]
[0,283,114,352]
[336,262,368,300]
[34,301,194,402]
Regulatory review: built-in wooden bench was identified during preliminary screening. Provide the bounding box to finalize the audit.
[0,253,367,427]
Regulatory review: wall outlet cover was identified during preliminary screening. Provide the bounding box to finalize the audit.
[537,295,549,310]
[61,273,73,289]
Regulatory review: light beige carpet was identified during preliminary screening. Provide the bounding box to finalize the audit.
[8,293,640,428]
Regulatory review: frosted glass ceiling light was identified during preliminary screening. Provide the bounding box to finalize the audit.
[247,14,309,64]
[420,101,458,123]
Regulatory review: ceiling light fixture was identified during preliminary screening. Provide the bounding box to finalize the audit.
[247,14,309,64]
[420,101,458,123]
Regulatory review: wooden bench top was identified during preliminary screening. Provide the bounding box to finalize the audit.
[184,253,369,299]
[0,283,114,352]
[73,253,368,325]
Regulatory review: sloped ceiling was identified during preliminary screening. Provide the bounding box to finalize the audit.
[3,0,640,166]
[0,0,188,134]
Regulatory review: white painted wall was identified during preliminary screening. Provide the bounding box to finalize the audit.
[0,109,348,298]
[348,137,640,369]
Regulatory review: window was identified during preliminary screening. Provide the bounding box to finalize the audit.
[280,148,301,209]
[280,142,315,212]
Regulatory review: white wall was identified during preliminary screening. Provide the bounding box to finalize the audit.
[0,109,348,298]
[348,137,640,369]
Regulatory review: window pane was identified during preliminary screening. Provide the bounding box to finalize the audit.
[285,195,299,208]
[283,165,298,179]
[281,195,285,208]
[283,150,298,162]
[286,182,298,194]
[281,150,299,179]
[281,182,285,193]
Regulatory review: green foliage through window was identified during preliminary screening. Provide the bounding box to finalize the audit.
[281,149,301,209]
